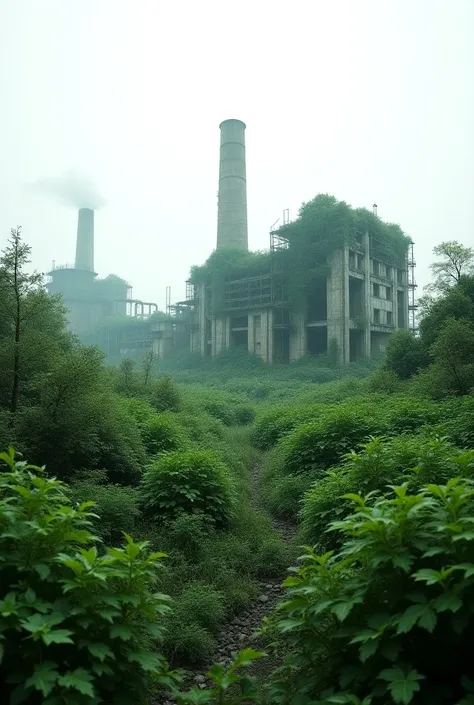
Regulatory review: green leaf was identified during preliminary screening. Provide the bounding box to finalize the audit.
[25,662,59,698]
[332,598,361,622]
[413,568,443,585]
[127,650,161,672]
[42,629,74,645]
[110,624,134,640]
[33,562,51,579]
[232,648,265,669]
[57,668,94,697]
[88,642,115,662]
[360,638,378,662]
[396,605,424,634]
[435,592,463,613]
[378,667,424,705]
[418,606,437,632]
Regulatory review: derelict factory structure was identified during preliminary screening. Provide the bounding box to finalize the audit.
[172,119,415,365]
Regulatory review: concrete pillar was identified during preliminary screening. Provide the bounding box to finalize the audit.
[217,119,248,250]
[289,311,307,362]
[194,282,207,354]
[247,313,255,354]
[391,267,399,329]
[362,231,371,358]
[264,309,274,364]
[327,246,350,365]
[212,315,230,355]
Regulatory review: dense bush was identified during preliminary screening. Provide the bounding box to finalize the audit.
[140,449,236,528]
[17,392,146,485]
[277,407,383,477]
[69,470,141,545]
[252,406,318,450]
[141,413,185,456]
[299,435,464,551]
[0,448,175,704]
[147,375,182,413]
[270,475,474,705]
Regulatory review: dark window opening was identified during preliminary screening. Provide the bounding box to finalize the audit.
[274,329,289,363]
[373,283,380,297]
[306,277,327,321]
[349,277,364,318]
[350,329,364,362]
[307,327,327,356]
[230,315,248,329]
[231,329,248,348]
[374,308,381,324]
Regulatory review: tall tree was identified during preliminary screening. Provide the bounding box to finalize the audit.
[0,228,43,413]
[427,240,474,296]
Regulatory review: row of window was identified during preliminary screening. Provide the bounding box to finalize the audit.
[372,259,405,284]
[373,308,393,326]
[373,283,392,300]
[349,251,405,285]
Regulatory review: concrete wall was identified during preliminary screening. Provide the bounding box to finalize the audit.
[248,309,274,363]
[289,311,307,362]
[327,246,350,364]
[212,315,230,355]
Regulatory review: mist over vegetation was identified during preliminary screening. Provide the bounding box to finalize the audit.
[1,228,474,705]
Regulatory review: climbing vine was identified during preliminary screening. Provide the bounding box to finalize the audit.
[190,194,411,313]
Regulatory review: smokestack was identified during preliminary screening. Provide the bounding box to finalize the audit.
[74,208,95,271]
[217,119,248,250]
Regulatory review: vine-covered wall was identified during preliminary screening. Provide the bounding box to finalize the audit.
[190,194,411,313]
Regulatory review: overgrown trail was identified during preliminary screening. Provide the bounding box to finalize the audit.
[170,459,299,695]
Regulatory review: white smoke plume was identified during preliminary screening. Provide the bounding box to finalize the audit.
[28,169,106,210]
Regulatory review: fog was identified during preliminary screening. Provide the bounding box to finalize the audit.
[0,0,473,309]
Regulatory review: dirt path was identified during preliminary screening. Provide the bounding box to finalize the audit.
[176,460,298,692]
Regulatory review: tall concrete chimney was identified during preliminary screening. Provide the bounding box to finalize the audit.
[74,208,94,271]
[217,119,248,250]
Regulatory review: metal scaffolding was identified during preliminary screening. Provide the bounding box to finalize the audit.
[408,242,418,333]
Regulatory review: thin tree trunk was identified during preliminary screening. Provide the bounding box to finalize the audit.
[10,245,20,414]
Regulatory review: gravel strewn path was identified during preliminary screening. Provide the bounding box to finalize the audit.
[177,459,299,692]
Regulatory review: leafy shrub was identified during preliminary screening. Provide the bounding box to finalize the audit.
[201,398,236,426]
[277,407,383,477]
[162,511,215,560]
[69,470,141,545]
[271,475,474,705]
[233,404,256,426]
[384,397,444,435]
[441,396,474,449]
[300,435,462,551]
[120,397,157,427]
[264,470,320,521]
[141,413,185,456]
[140,449,235,528]
[252,405,320,450]
[175,411,225,444]
[367,368,403,394]
[0,448,175,704]
[18,393,146,485]
[148,375,182,413]
[383,328,428,379]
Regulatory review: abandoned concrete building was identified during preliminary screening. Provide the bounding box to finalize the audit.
[46,119,416,365]
[172,119,416,365]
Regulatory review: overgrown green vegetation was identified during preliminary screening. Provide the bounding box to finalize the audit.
[190,194,411,312]
[1,227,474,705]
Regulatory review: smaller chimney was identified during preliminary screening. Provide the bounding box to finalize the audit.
[74,208,94,271]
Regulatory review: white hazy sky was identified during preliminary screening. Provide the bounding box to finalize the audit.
[1,0,473,310]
